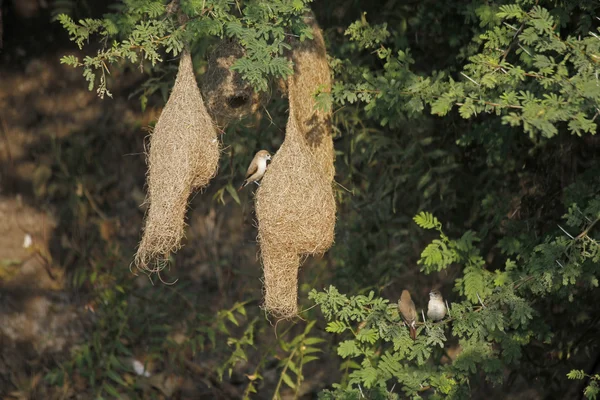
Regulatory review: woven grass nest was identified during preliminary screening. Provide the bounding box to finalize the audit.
[254,15,336,319]
[287,14,335,182]
[201,39,268,129]
[135,50,220,271]
[132,14,335,320]
[255,100,336,319]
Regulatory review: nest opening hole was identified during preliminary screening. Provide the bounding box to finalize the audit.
[227,94,250,109]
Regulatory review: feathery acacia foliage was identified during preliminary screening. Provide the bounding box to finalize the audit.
[58,0,312,97]
[313,201,599,396]
[331,4,600,139]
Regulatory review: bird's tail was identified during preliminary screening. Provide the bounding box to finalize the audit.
[237,181,247,191]
[409,324,417,340]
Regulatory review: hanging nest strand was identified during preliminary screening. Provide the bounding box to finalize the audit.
[260,245,301,318]
[135,50,220,271]
[255,98,336,319]
[287,14,335,181]
[200,39,269,129]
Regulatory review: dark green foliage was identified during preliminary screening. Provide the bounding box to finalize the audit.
[331,3,600,139]
[312,0,600,397]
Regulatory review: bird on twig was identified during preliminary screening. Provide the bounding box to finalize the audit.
[427,289,447,322]
[398,290,418,340]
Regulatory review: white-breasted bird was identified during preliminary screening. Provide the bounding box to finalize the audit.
[427,289,447,322]
[238,150,272,191]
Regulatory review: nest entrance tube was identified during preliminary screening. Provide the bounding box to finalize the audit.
[135,50,220,272]
[261,245,301,318]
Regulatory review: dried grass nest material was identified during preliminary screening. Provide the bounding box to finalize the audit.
[287,14,335,181]
[260,245,301,318]
[253,15,336,319]
[135,50,220,271]
[201,39,269,129]
[255,101,336,319]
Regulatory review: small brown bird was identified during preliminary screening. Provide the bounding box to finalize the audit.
[238,150,272,191]
[427,289,447,322]
[398,290,418,340]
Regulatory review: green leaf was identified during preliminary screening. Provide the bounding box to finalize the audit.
[225,182,241,205]
[103,383,121,397]
[326,321,348,333]
[281,372,296,389]
[584,380,599,400]
[304,337,326,345]
[567,370,587,380]
[413,211,442,230]
[303,355,319,364]
[106,370,128,387]
[226,311,239,326]
[338,340,360,358]
[356,328,378,344]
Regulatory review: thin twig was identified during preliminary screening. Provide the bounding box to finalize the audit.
[460,72,480,86]
[358,384,365,399]
[513,275,535,290]
[82,186,108,220]
[576,217,600,239]
[557,224,575,239]
[455,100,523,110]
[517,43,532,56]
[476,293,486,309]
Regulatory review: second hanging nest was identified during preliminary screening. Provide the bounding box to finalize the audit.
[255,99,336,318]
[255,14,337,319]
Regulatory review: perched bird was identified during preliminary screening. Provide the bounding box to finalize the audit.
[398,290,418,340]
[238,150,272,191]
[427,289,447,322]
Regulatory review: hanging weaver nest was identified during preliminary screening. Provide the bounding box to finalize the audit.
[135,50,220,272]
[253,14,336,319]
[255,97,336,319]
[200,39,268,129]
[287,14,335,181]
